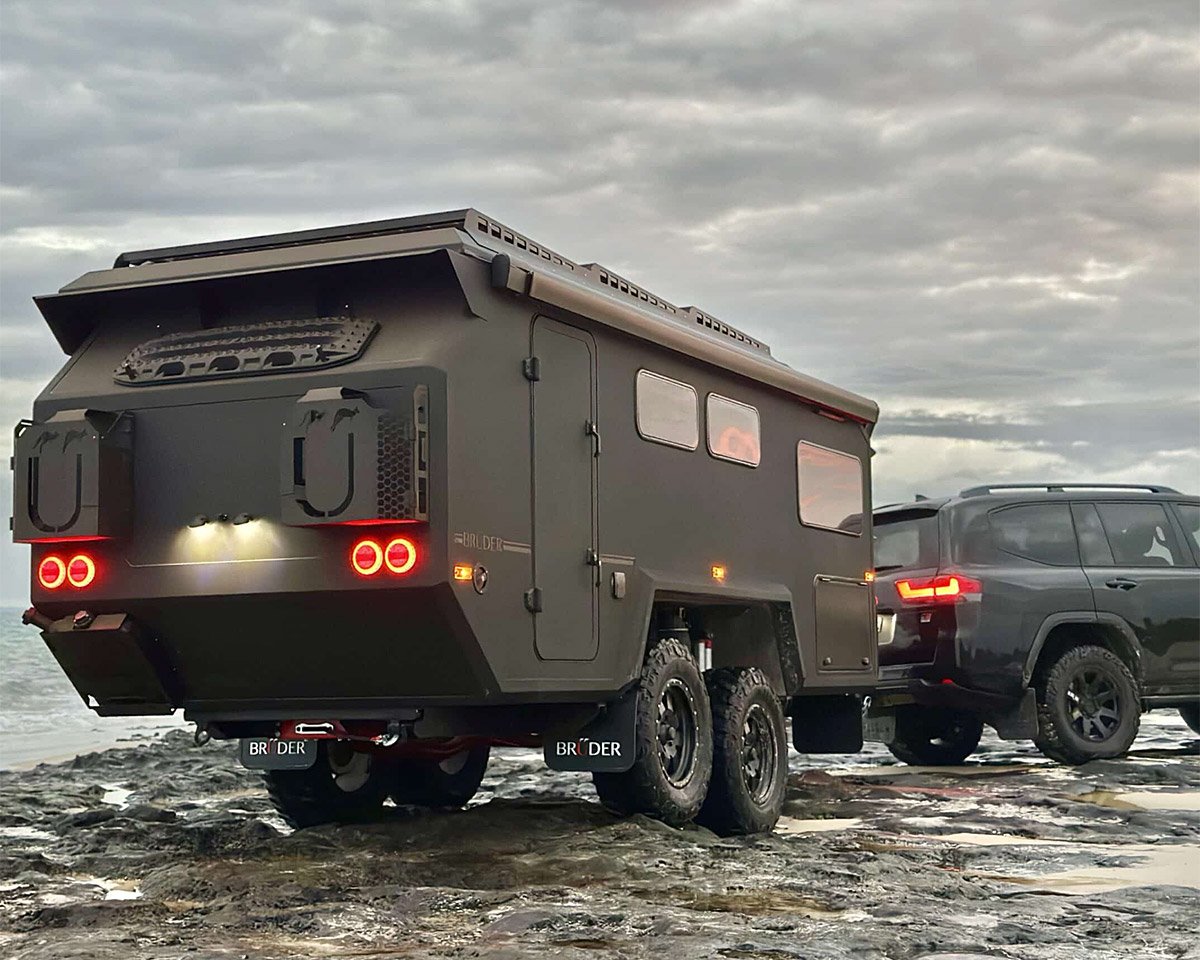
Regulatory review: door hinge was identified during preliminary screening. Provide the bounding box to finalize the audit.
[523,587,543,614]
[585,548,600,566]
[523,356,541,381]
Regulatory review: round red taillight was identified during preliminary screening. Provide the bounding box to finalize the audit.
[67,554,97,588]
[384,537,418,575]
[350,539,383,576]
[38,556,67,590]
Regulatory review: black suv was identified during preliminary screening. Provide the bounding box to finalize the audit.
[868,484,1200,765]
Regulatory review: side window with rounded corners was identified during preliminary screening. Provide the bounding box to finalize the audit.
[635,370,698,450]
[1172,502,1199,561]
[706,394,760,466]
[989,503,1080,565]
[797,442,864,535]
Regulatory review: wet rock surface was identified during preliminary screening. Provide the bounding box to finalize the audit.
[0,714,1196,959]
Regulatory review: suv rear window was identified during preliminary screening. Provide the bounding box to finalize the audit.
[989,503,1079,565]
[873,510,939,570]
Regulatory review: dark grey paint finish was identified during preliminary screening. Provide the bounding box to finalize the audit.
[16,213,878,727]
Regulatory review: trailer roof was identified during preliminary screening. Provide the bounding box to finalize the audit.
[34,209,879,425]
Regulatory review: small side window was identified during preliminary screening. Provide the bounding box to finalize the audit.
[797,442,864,535]
[635,370,698,450]
[989,503,1079,565]
[706,394,760,466]
[1095,502,1185,567]
[1173,502,1199,559]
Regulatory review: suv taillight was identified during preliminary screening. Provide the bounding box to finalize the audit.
[895,573,982,604]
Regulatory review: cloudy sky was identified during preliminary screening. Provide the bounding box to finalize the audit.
[1,1,1197,603]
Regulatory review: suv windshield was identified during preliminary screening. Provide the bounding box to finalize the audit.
[873,510,939,570]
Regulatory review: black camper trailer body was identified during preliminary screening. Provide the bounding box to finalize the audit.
[16,210,879,828]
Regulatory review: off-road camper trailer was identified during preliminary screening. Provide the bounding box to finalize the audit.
[15,210,880,833]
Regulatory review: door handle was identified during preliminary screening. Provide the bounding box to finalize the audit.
[1104,578,1139,590]
[585,420,602,457]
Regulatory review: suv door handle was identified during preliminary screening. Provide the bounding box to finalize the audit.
[1104,578,1139,590]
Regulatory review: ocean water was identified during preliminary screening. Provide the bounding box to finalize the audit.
[0,607,185,769]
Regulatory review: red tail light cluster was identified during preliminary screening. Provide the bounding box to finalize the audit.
[895,573,982,604]
[350,537,418,578]
[38,553,97,590]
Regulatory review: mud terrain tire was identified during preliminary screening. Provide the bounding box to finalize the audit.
[264,741,391,829]
[1178,704,1200,736]
[886,706,983,766]
[391,745,490,807]
[1034,644,1140,764]
[696,668,788,835]
[592,638,712,826]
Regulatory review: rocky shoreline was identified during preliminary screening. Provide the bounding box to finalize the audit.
[1,715,1197,959]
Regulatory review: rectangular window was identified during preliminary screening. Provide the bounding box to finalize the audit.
[706,394,760,466]
[797,442,864,535]
[873,509,940,570]
[1173,502,1199,558]
[1095,502,1185,567]
[989,503,1079,565]
[636,370,698,450]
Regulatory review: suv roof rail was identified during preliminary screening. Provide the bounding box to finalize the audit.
[959,483,1180,497]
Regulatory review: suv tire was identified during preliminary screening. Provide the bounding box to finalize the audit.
[886,705,983,766]
[696,667,788,835]
[1180,704,1200,736]
[592,638,713,826]
[391,745,490,808]
[265,740,390,829]
[1034,645,1140,764]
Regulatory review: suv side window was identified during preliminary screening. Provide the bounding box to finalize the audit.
[1173,502,1199,559]
[1095,502,1186,567]
[989,503,1079,565]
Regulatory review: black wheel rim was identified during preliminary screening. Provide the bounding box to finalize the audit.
[1065,668,1122,742]
[656,678,698,788]
[742,703,778,805]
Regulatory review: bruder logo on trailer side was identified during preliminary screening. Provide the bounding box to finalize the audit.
[15,208,879,835]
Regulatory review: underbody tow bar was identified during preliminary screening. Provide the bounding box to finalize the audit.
[280,720,402,746]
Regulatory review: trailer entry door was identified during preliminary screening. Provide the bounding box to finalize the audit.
[531,318,599,660]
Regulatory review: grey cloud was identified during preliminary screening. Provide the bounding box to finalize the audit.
[0,0,1197,601]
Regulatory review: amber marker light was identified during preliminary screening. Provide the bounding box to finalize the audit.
[38,556,67,590]
[350,539,384,577]
[864,570,876,582]
[384,537,418,575]
[453,564,474,582]
[66,554,97,589]
[711,564,727,582]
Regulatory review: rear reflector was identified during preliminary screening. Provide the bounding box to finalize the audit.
[896,573,982,604]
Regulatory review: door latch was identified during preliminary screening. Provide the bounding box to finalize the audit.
[585,420,602,456]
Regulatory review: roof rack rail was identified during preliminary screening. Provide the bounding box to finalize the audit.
[959,483,1180,497]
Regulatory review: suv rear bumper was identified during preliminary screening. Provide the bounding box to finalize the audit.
[872,673,1038,740]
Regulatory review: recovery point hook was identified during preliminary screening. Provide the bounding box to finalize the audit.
[193,724,212,747]
[21,607,54,631]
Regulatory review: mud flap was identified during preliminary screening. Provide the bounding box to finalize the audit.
[792,695,864,753]
[988,688,1038,740]
[543,685,637,773]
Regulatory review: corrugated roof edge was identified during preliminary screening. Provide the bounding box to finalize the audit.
[40,208,879,424]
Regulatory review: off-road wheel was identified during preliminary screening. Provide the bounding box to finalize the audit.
[264,740,391,829]
[886,705,983,766]
[1177,704,1200,736]
[390,744,490,807]
[592,638,713,826]
[695,667,788,835]
[1034,644,1140,764]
